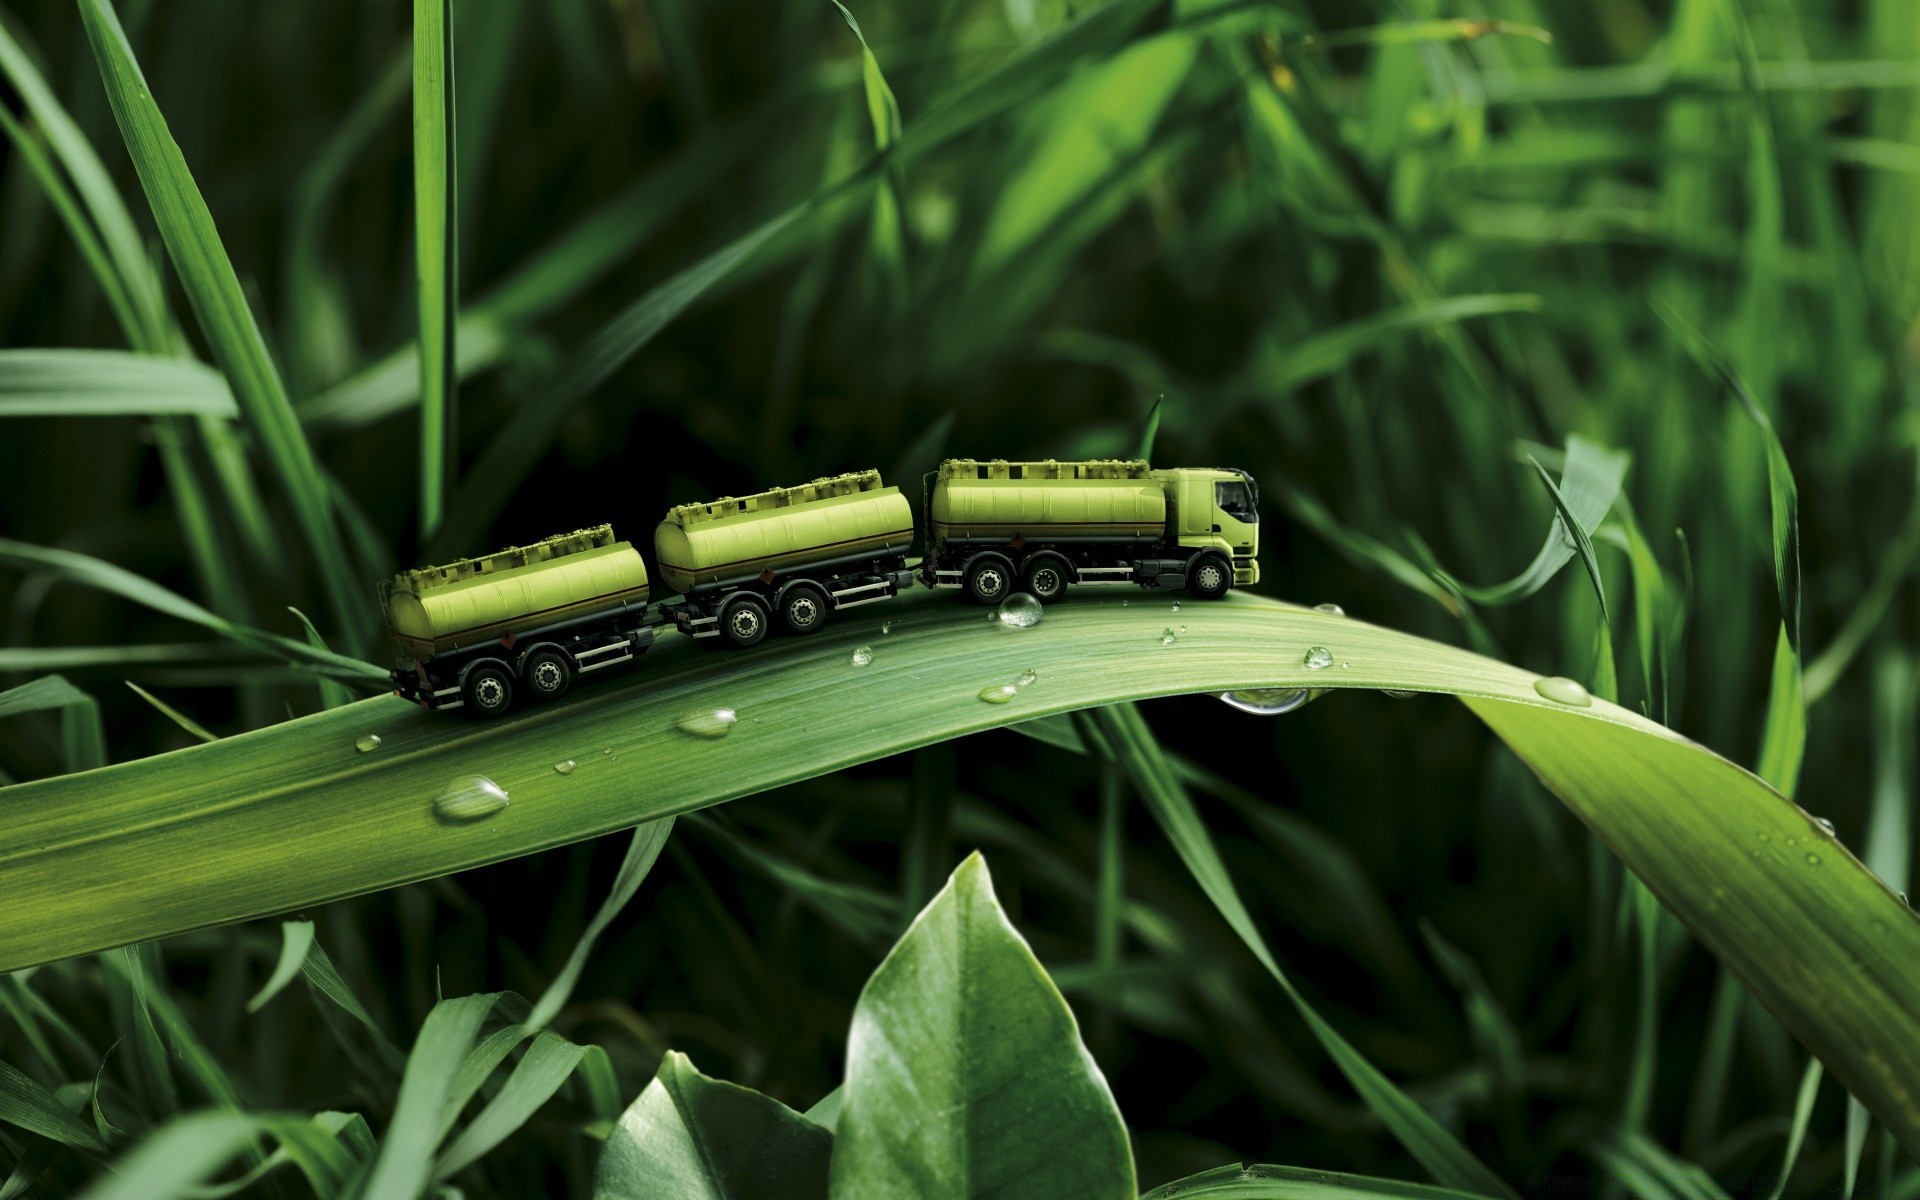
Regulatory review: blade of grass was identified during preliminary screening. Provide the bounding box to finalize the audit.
[0,676,106,773]
[525,818,674,1028]
[2,594,1918,1154]
[245,921,315,1014]
[1090,701,1518,1198]
[358,992,501,1200]
[414,0,458,541]
[0,538,384,683]
[124,682,216,744]
[0,1061,106,1152]
[1444,438,1626,612]
[74,0,368,646]
[0,350,235,419]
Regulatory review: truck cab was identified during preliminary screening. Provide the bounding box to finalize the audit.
[1158,468,1261,586]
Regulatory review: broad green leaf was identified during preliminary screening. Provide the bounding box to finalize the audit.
[0,595,1917,1155]
[0,350,234,418]
[1091,703,1513,1197]
[594,1050,831,1200]
[74,0,366,644]
[0,1060,105,1152]
[1445,437,1628,610]
[414,0,458,540]
[1138,1163,1500,1200]
[829,852,1134,1199]
[245,921,315,1013]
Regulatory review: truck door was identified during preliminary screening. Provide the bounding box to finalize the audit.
[1213,477,1258,560]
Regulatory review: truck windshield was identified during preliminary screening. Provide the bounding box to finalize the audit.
[1216,481,1258,522]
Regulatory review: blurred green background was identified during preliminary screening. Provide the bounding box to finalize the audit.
[3,0,1918,1193]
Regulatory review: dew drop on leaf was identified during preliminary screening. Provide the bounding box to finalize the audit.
[552,759,575,776]
[1381,690,1418,699]
[675,708,738,739]
[354,734,381,753]
[1303,646,1334,670]
[852,645,874,666]
[1171,601,1181,613]
[1533,676,1593,707]
[1313,602,1345,616]
[1814,816,1835,836]
[881,621,891,635]
[1160,628,1176,646]
[998,594,1044,628]
[1018,668,1037,687]
[977,684,1018,704]
[1217,689,1315,716]
[432,776,509,824]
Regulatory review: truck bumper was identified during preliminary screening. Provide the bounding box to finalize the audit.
[1234,558,1260,586]
[391,668,464,711]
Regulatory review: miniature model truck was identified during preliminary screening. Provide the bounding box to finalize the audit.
[657,469,917,646]
[384,525,655,715]
[919,458,1260,604]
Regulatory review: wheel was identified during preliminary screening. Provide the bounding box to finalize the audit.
[779,584,828,635]
[964,556,1013,605]
[521,648,572,702]
[1022,557,1069,604]
[461,662,514,717]
[721,596,770,647]
[1188,554,1232,600]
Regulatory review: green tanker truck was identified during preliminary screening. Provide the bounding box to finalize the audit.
[657,469,916,646]
[384,525,656,715]
[918,458,1259,604]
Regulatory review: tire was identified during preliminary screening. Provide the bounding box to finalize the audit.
[1022,557,1069,604]
[461,661,515,718]
[1188,554,1232,600]
[779,583,828,635]
[963,556,1014,605]
[521,647,572,702]
[721,596,770,647]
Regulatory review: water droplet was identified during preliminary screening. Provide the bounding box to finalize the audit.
[1805,852,1821,866]
[1171,601,1182,613]
[1160,628,1177,646]
[1381,690,1418,699]
[552,759,576,776]
[432,776,509,824]
[1018,668,1037,687]
[1313,602,1345,616]
[1218,688,1316,715]
[987,610,1000,622]
[977,684,1018,704]
[1814,816,1835,836]
[1901,892,1911,907]
[998,593,1044,628]
[881,621,892,635]
[675,708,738,738]
[602,747,614,756]
[1303,646,1334,670]
[1340,662,1351,669]
[1533,676,1592,707]
[1120,599,1129,607]
[354,734,382,753]
[1177,625,1188,634]
[851,645,874,666]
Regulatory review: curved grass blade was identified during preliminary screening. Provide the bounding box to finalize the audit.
[525,817,674,1028]
[0,595,1916,1155]
[1444,437,1626,611]
[1090,703,1514,1197]
[431,1031,612,1181]
[0,1060,106,1152]
[124,683,216,744]
[0,350,235,419]
[73,0,366,645]
[0,676,106,773]
[245,920,316,1014]
[1139,1163,1498,1199]
[358,992,501,1200]
[413,0,458,541]
[0,538,385,684]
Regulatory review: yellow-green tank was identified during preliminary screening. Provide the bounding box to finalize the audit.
[383,525,650,661]
[654,469,914,593]
[929,458,1168,544]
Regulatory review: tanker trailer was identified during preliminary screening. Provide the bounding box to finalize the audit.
[657,469,916,646]
[920,458,1260,604]
[384,524,656,717]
